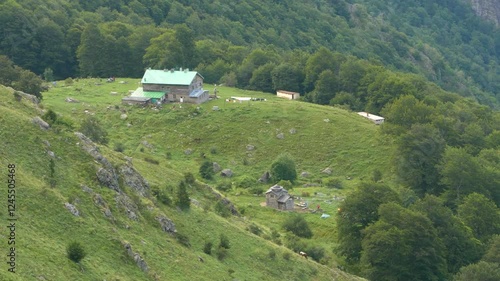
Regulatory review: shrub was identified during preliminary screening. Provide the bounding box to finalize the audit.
[268,249,276,259]
[67,242,86,263]
[13,91,22,102]
[324,177,343,189]
[219,234,230,249]
[301,192,310,197]
[216,246,228,260]
[166,152,172,159]
[284,233,307,252]
[175,181,190,210]
[283,252,291,260]
[203,241,213,255]
[151,186,171,206]
[42,109,58,125]
[80,116,108,145]
[306,245,325,262]
[64,77,74,86]
[270,153,297,183]
[372,169,383,182]
[282,214,313,238]
[199,160,214,180]
[184,172,196,185]
[210,147,218,154]
[277,180,293,190]
[114,142,125,152]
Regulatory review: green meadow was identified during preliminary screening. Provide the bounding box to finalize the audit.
[0,78,394,280]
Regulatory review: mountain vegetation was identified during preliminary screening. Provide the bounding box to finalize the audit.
[1,0,500,280]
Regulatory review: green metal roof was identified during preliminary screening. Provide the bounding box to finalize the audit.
[142,91,165,99]
[141,69,202,85]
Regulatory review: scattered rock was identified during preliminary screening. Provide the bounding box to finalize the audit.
[120,113,128,120]
[124,156,133,163]
[276,133,284,139]
[265,120,270,124]
[213,162,221,173]
[246,144,255,151]
[220,169,233,177]
[123,243,148,272]
[156,215,177,234]
[184,149,193,155]
[127,123,132,128]
[212,106,219,111]
[300,171,310,178]
[220,198,240,216]
[322,167,333,175]
[191,198,201,207]
[64,203,80,216]
[110,91,118,95]
[258,171,271,183]
[47,151,55,158]
[115,194,139,220]
[81,185,93,193]
[12,89,39,104]
[96,167,120,192]
[141,140,153,149]
[119,164,150,197]
[32,117,50,130]
[289,128,297,134]
[119,81,127,84]
[42,140,51,147]
[324,118,330,123]
[65,97,79,103]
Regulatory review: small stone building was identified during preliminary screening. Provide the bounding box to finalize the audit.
[265,184,294,211]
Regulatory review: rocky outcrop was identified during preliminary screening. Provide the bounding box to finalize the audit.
[119,164,150,197]
[115,193,139,220]
[64,203,80,216]
[123,243,148,272]
[468,0,500,26]
[75,132,121,192]
[156,215,177,234]
[32,117,50,130]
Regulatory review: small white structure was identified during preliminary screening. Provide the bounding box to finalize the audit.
[357,112,385,125]
[277,90,300,100]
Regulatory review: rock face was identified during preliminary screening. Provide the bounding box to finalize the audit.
[75,132,121,192]
[119,164,150,197]
[220,169,233,177]
[124,243,148,272]
[468,0,500,26]
[64,203,80,216]
[32,117,50,130]
[258,171,271,183]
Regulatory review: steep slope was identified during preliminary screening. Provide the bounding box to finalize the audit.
[0,83,378,280]
[468,0,500,26]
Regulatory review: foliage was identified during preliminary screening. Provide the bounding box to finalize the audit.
[457,193,500,242]
[282,214,312,239]
[454,261,500,281]
[216,181,232,192]
[203,241,213,255]
[234,175,255,189]
[175,233,191,247]
[219,234,230,249]
[216,246,228,261]
[67,242,86,263]
[323,177,343,189]
[79,116,109,145]
[175,180,190,210]
[336,182,400,263]
[151,186,171,206]
[270,153,297,183]
[113,142,125,152]
[42,109,58,126]
[247,223,262,236]
[214,200,231,218]
[184,172,196,185]
[482,235,500,264]
[277,180,292,190]
[199,160,214,180]
[361,203,447,281]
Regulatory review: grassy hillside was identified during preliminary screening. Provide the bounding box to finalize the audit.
[0,79,394,280]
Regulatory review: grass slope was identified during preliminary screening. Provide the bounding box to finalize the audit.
[0,79,392,280]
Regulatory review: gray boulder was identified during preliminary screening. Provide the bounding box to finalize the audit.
[246,144,255,151]
[258,171,271,183]
[96,167,120,192]
[276,133,284,139]
[119,164,150,197]
[156,215,177,234]
[220,169,233,177]
[300,171,310,178]
[289,128,297,134]
[322,167,333,175]
[32,117,50,130]
[64,203,79,216]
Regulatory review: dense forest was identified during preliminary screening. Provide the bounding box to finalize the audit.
[1,0,500,107]
[2,0,500,280]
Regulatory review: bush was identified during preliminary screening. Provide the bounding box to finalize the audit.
[216,181,232,192]
[210,147,218,154]
[114,142,125,152]
[323,177,343,189]
[219,234,230,249]
[270,153,297,183]
[301,191,310,197]
[42,109,58,125]
[277,180,293,190]
[166,152,172,159]
[216,246,228,260]
[268,249,276,259]
[175,181,190,210]
[372,169,383,182]
[284,233,307,252]
[151,186,171,206]
[199,161,214,180]
[67,242,86,263]
[184,172,196,185]
[64,77,74,86]
[203,241,213,255]
[249,186,264,195]
[80,116,108,145]
[283,252,291,260]
[306,245,325,262]
[282,215,313,238]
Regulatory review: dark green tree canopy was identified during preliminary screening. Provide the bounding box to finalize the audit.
[270,153,297,183]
